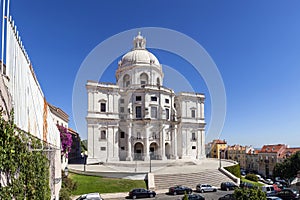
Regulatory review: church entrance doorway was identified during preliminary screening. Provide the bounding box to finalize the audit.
[134,142,144,160]
[165,143,171,159]
[150,142,159,160]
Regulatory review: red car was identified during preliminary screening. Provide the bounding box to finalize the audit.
[273,184,281,192]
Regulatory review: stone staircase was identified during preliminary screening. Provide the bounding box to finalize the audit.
[154,168,235,190]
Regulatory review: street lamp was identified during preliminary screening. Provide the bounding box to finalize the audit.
[81,151,88,172]
[149,151,152,173]
[219,149,222,168]
[64,167,69,177]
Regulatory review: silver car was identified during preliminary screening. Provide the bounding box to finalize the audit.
[196,184,218,193]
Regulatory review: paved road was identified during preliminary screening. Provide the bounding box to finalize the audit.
[105,190,233,200]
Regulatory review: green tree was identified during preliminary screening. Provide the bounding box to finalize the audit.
[183,191,189,200]
[273,151,300,180]
[234,188,266,200]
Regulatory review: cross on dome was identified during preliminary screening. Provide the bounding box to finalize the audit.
[133,32,146,49]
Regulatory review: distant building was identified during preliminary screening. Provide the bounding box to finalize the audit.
[86,33,206,163]
[246,148,259,173]
[207,139,227,159]
[49,103,69,170]
[258,144,287,177]
[281,147,300,161]
[68,128,82,163]
[48,103,69,128]
[227,145,253,169]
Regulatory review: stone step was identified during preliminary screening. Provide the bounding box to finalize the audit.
[154,169,234,190]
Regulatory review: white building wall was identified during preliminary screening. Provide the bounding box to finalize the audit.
[5,17,61,199]
[87,34,205,164]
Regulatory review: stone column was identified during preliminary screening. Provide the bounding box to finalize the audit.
[144,125,150,161]
[196,130,202,159]
[108,126,119,161]
[126,123,132,161]
[201,129,205,158]
[200,100,204,119]
[161,127,166,160]
[173,125,178,159]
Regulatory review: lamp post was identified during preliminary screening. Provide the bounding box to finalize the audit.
[149,151,152,173]
[81,151,88,172]
[64,167,69,177]
[219,149,222,169]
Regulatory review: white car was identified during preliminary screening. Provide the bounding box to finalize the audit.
[267,197,282,200]
[196,184,217,193]
[76,193,103,200]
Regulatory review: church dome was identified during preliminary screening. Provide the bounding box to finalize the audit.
[120,49,160,67]
[118,32,161,68]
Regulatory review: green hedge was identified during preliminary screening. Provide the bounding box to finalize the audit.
[224,164,241,178]
[245,174,259,182]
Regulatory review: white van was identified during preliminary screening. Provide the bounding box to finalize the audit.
[261,185,276,196]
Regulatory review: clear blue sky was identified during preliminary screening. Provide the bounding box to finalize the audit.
[6,0,300,148]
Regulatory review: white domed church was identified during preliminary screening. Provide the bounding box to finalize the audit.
[86,33,206,163]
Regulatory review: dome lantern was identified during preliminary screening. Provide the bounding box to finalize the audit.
[133,32,146,49]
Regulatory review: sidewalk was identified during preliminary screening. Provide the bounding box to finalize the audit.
[71,189,168,200]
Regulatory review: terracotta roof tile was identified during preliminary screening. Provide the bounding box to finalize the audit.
[258,144,287,154]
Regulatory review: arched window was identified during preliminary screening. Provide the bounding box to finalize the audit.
[123,74,130,87]
[98,99,107,112]
[140,73,148,85]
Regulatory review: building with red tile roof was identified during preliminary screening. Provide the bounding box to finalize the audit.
[207,139,227,159]
[227,144,253,169]
[258,144,288,177]
[246,148,259,173]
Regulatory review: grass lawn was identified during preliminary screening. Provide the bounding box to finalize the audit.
[241,177,264,187]
[69,173,146,195]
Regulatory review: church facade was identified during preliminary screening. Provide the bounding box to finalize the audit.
[86,33,206,163]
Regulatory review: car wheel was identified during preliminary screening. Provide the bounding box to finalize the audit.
[173,191,177,195]
[201,189,204,193]
[149,194,153,198]
[213,189,217,192]
[188,190,192,194]
[133,195,136,199]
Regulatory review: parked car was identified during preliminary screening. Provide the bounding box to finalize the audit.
[196,184,217,193]
[168,185,193,195]
[128,188,156,199]
[275,188,299,200]
[218,193,236,200]
[266,179,274,185]
[267,197,283,200]
[274,182,284,189]
[239,181,254,189]
[261,185,277,197]
[240,169,247,176]
[256,174,266,182]
[275,178,289,188]
[220,182,238,191]
[76,193,103,200]
[273,184,282,192]
[182,193,205,200]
